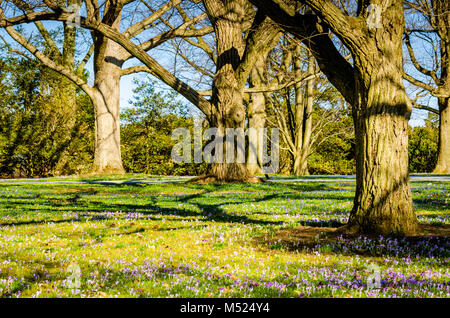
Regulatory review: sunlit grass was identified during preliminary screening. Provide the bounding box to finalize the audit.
[0,176,448,298]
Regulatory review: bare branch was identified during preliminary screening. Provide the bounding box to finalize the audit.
[76,44,95,74]
[404,32,439,85]
[123,0,182,38]
[3,24,93,98]
[245,72,320,93]
[411,101,439,114]
[120,64,153,76]
[403,71,438,94]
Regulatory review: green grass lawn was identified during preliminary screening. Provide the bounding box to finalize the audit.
[0,177,448,298]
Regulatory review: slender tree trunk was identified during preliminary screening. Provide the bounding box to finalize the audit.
[292,47,305,175]
[431,0,450,174]
[292,49,313,175]
[247,55,266,175]
[433,0,450,174]
[434,97,450,173]
[91,14,125,174]
[300,52,314,175]
[62,17,77,102]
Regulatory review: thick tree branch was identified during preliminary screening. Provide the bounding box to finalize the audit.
[120,64,153,76]
[175,48,214,78]
[411,101,439,114]
[3,24,93,99]
[301,0,365,43]
[237,11,281,89]
[0,7,213,117]
[250,0,356,105]
[136,25,213,56]
[403,71,438,94]
[84,17,213,117]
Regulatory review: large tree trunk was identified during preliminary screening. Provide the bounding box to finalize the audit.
[91,81,123,174]
[332,1,419,236]
[91,14,125,174]
[198,0,256,183]
[307,0,420,236]
[346,56,419,236]
[206,35,252,181]
[434,98,450,174]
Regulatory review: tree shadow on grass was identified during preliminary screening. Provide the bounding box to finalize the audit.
[0,187,286,227]
[2,181,447,234]
[413,198,449,212]
[0,181,362,230]
[0,217,82,227]
[90,192,285,226]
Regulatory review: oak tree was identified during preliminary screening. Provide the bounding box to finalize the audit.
[252,0,420,235]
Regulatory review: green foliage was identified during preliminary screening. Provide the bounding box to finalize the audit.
[308,141,355,176]
[0,53,94,177]
[276,101,356,176]
[121,79,207,175]
[308,103,355,175]
[408,114,438,173]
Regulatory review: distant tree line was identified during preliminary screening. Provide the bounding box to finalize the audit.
[0,50,438,178]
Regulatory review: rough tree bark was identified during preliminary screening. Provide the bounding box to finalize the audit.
[247,55,267,175]
[292,49,314,175]
[188,0,281,182]
[432,0,450,174]
[252,0,419,235]
[198,0,250,182]
[435,97,450,173]
[339,2,418,235]
[91,13,125,174]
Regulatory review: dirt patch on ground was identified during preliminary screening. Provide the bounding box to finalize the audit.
[420,224,450,236]
[255,223,450,251]
[257,226,344,250]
